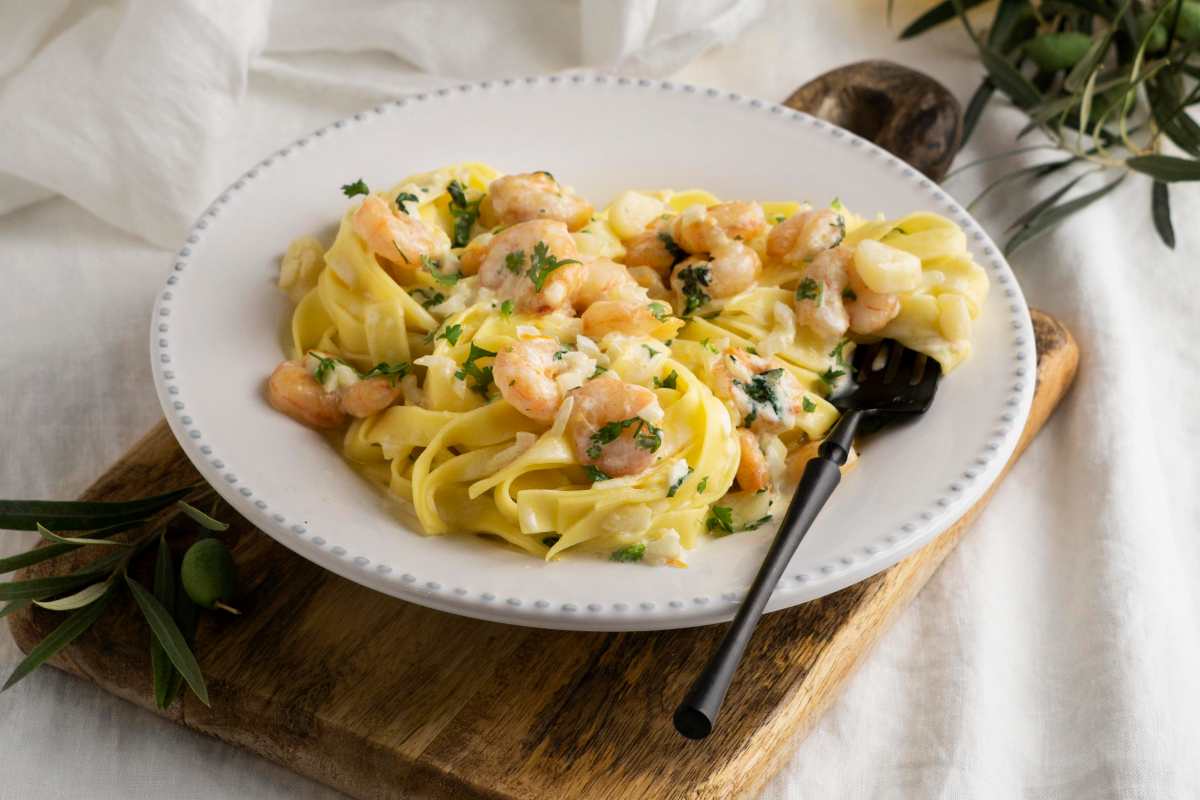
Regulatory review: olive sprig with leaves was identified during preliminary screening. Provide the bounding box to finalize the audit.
[0,486,238,709]
[898,0,1200,253]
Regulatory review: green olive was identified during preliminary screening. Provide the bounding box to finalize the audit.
[1023,32,1094,72]
[181,538,239,613]
[1179,1,1200,42]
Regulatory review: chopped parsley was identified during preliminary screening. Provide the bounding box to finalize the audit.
[361,361,411,385]
[435,323,463,346]
[504,249,525,275]
[411,288,446,309]
[649,302,670,322]
[819,366,846,387]
[706,506,735,535]
[554,347,570,360]
[707,506,773,536]
[584,465,611,483]
[527,240,580,291]
[831,214,846,247]
[422,255,461,285]
[534,170,555,181]
[733,368,785,421]
[586,417,662,460]
[677,262,712,317]
[667,465,693,498]
[774,214,786,223]
[610,543,645,562]
[446,179,481,247]
[590,364,608,379]
[310,354,343,385]
[642,344,659,358]
[830,197,844,211]
[696,475,709,493]
[454,343,496,398]
[830,339,850,367]
[797,277,823,303]
[842,287,857,301]
[395,191,419,214]
[653,370,678,390]
[802,396,817,413]
[500,299,514,317]
[658,231,688,264]
[341,179,369,197]
[700,338,718,354]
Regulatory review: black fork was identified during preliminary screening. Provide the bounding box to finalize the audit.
[673,340,941,739]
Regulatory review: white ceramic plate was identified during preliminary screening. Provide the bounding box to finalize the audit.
[151,75,1035,631]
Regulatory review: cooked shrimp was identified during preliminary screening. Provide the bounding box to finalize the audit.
[267,361,345,429]
[352,195,450,268]
[477,219,583,314]
[713,348,807,434]
[707,201,768,242]
[573,256,645,310]
[623,223,678,274]
[670,205,727,254]
[339,377,404,418]
[457,231,493,276]
[845,258,900,334]
[767,208,845,266]
[735,429,770,493]
[669,240,760,312]
[482,172,593,232]
[567,375,663,477]
[581,300,660,339]
[493,337,565,422]
[626,265,671,300]
[793,246,851,339]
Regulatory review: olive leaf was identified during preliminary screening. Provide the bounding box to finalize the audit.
[32,579,112,611]
[961,79,995,148]
[125,575,210,706]
[1005,175,1126,255]
[0,599,30,618]
[2,585,116,691]
[0,486,195,531]
[176,501,229,532]
[1126,154,1200,181]
[163,580,198,708]
[1006,169,1100,232]
[1151,181,1176,249]
[37,523,132,548]
[899,0,990,38]
[0,520,144,575]
[151,533,178,710]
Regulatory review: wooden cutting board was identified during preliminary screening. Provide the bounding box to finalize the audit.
[8,309,1076,800]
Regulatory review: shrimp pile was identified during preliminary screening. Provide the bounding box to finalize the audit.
[268,164,983,562]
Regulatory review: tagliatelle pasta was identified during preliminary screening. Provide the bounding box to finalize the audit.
[268,163,989,566]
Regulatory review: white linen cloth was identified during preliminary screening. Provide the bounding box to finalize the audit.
[1,1,1198,797]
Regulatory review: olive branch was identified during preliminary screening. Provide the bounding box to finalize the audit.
[897,0,1200,253]
[0,486,233,708]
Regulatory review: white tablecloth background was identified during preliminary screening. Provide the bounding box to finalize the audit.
[1,1,1198,797]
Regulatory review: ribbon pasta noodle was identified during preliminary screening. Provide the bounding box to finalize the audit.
[268,163,989,566]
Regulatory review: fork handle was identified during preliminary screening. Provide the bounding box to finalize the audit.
[673,409,864,740]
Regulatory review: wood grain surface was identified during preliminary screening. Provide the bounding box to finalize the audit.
[7,310,1076,800]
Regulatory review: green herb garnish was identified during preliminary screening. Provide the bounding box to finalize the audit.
[422,255,461,285]
[802,396,817,413]
[453,343,496,398]
[796,277,823,303]
[696,476,709,493]
[667,465,693,498]
[649,302,670,322]
[527,240,580,291]
[658,231,688,264]
[435,323,463,346]
[584,465,611,483]
[586,417,663,460]
[500,299,514,317]
[361,362,411,386]
[676,262,712,317]
[706,506,735,535]
[733,368,785,420]
[819,367,845,387]
[411,288,446,309]
[446,179,481,247]
[642,344,659,358]
[653,370,679,390]
[504,250,525,275]
[610,543,646,562]
[341,179,369,197]
[310,354,342,385]
[395,191,419,214]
